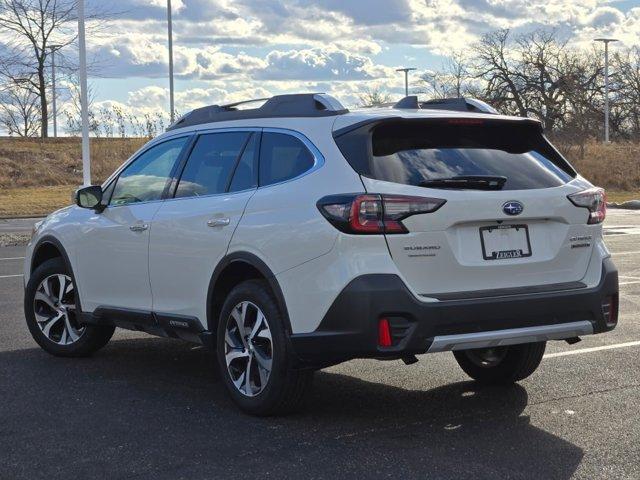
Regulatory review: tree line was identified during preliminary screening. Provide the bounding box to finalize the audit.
[415,29,640,152]
[1,2,638,146]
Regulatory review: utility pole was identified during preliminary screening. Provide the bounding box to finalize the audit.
[594,38,619,143]
[48,45,62,137]
[167,0,175,123]
[396,67,416,97]
[78,0,91,185]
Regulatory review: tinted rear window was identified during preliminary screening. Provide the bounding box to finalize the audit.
[336,120,575,190]
[259,132,315,186]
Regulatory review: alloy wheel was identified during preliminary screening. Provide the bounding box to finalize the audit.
[224,301,273,397]
[33,274,85,345]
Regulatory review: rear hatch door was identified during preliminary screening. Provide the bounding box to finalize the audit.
[336,117,596,298]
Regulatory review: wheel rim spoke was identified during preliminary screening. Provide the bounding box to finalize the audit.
[257,363,269,387]
[42,313,63,337]
[35,290,57,311]
[231,305,248,349]
[249,311,265,340]
[256,327,272,342]
[56,275,67,302]
[244,356,254,395]
[232,371,246,391]
[224,301,273,398]
[225,348,249,366]
[33,274,84,345]
[253,347,272,372]
[63,316,80,343]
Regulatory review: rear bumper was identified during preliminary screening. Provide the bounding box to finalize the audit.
[290,258,618,368]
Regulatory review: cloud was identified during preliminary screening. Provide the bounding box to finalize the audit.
[49,0,637,125]
[257,47,393,81]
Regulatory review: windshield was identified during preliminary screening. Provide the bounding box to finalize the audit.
[335,119,575,191]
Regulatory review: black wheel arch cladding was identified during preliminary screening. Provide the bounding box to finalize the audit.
[207,251,292,335]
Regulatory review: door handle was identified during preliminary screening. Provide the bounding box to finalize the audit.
[129,223,149,232]
[207,217,231,227]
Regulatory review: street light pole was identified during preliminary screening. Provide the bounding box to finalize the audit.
[396,67,417,97]
[78,0,91,185]
[167,0,175,123]
[594,38,619,143]
[48,45,62,138]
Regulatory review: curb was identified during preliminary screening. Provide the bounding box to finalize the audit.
[0,216,45,220]
[607,200,640,210]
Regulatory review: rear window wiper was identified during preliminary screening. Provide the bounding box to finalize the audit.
[419,175,507,190]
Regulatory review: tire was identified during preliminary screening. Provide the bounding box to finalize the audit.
[216,279,313,416]
[453,342,546,385]
[24,258,115,357]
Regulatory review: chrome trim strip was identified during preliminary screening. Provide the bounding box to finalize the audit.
[427,321,594,353]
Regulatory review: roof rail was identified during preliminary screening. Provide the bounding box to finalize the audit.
[392,96,499,114]
[167,93,349,131]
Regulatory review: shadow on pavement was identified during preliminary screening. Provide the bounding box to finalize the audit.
[1,337,583,480]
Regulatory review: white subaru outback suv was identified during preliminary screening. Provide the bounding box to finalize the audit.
[24,93,619,415]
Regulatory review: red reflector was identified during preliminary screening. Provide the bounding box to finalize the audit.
[603,294,619,328]
[378,318,393,347]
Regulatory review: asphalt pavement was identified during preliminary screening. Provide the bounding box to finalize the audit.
[1,210,639,479]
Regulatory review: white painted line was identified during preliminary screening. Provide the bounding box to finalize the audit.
[0,274,23,279]
[612,250,640,256]
[0,257,25,261]
[545,341,640,358]
[620,281,640,286]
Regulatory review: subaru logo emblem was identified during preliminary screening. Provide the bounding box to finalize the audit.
[502,201,524,216]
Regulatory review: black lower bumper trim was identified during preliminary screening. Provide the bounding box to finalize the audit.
[290,258,618,368]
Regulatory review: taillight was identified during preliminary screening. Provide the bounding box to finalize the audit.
[568,187,606,224]
[317,194,446,234]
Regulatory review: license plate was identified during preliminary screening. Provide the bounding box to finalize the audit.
[480,224,532,260]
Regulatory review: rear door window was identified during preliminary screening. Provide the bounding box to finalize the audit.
[336,120,575,190]
[259,132,315,186]
[175,132,250,198]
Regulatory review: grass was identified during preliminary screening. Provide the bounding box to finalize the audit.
[0,185,75,217]
[0,137,638,217]
[606,190,640,204]
[567,141,640,191]
[0,137,146,189]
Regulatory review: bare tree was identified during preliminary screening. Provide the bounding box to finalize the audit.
[0,80,41,136]
[62,75,99,135]
[418,51,478,99]
[0,0,83,138]
[473,29,528,117]
[358,87,393,107]
[614,48,640,141]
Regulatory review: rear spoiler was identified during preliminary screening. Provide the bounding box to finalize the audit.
[332,115,543,138]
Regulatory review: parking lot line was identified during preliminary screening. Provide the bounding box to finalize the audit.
[0,257,25,261]
[545,340,640,359]
[0,274,23,279]
[612,250,640,256]
[620,281,640,286]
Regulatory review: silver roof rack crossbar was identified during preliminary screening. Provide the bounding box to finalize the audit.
[168,93,349,131]
[392,96,499,114]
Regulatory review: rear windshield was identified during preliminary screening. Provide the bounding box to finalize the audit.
[334,119,575,190]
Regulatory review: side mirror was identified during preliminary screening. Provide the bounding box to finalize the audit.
[75,185,103,210]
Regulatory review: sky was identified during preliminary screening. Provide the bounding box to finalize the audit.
[11,0,640,125]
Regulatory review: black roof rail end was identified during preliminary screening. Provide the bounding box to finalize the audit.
[391,96,499,114]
